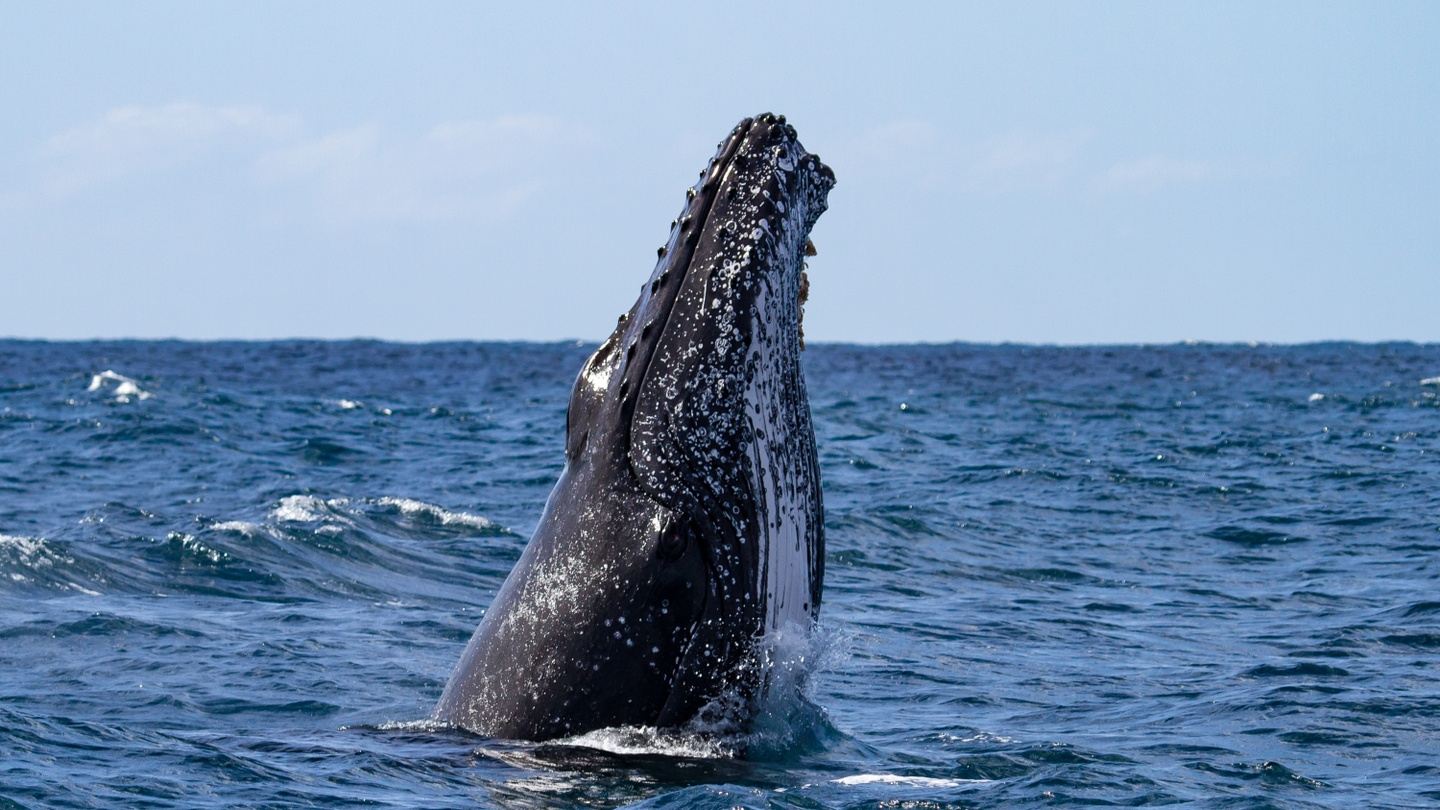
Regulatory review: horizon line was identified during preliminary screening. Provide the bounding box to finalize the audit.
[4,335,1438,349]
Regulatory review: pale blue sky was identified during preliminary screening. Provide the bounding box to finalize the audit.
[2,2,1436,343]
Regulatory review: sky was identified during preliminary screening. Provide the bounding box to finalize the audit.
[2,2,1437,344]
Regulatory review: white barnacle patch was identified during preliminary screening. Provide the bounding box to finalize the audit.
[583,357,614,393]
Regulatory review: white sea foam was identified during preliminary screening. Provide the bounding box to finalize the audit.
[833,774,989,788]
[1420,376,1440,387]
[367,718,451,733]
[87,370,152,402]
[1308,392,1325,402]
[0,533,51,560]
[271,495,349,523]
[336,399,363,410]
[735,623,848,755]
[210,520,263,535]
[271,494,491,531]
[558,725,734,759]
[939,731,1018,744]
[168,532,226,563]
[374,496,494,530]
[0,534,98,595]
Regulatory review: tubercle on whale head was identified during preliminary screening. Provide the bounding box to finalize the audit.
[627,115,831,431]
[602,122,819,414]
[566,114,834,478]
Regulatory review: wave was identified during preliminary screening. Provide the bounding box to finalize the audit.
[0,534,101,596]
[269,495,497,534]
[373,497,495,531]
[556,726,735,759]
[551,623,849,761]
[0,492,510,601]
[366,719,452,734]
[86,370,152,402]
[209,520,264,536]
[270,495,351,524]
[366,622,849,768]
[832,773,990,788]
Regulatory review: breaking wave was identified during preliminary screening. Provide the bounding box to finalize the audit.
[373,497,495,530]
[87,370,152,402]
[0,534,102,595]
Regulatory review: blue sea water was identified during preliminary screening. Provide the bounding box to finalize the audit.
[1,340,1437,809]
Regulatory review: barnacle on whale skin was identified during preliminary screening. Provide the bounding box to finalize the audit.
[798,263,810,351]
[797,239,817,350]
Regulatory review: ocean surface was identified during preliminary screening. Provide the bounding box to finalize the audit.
[1,340,1437,809]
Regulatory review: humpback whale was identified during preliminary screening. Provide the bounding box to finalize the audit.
[434,113,834,740]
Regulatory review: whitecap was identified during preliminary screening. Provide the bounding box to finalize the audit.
[939,730,1018,744]
[210,520,263,536]
[0,533,52,560]
[336,399,363,410]
[833,774,990,788]
[658,622,850,759]
[87,370,152,402]
[1307,393,1325,403]
[0,534,98,595]
[374,496,494,530]
[1420,376,1440,387]
[558,725,734,759]
[167,532,226,564]
[365,718,452,733]
[271,495,349,523]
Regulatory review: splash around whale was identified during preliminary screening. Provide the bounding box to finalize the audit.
[433,114,835,741]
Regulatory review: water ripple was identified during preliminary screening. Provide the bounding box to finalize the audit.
[0,340,1437,807]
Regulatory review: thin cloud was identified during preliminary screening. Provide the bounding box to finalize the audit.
[253,114,581,224]
[848,119,942,158]
[964,130,1092,192]
[13,105,583,226]
[830,119,946,187]
[1097,155,1216,193]
[37,103,299,196]
[835,120,1091,193]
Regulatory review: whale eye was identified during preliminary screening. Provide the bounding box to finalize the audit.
[653,510,689,561]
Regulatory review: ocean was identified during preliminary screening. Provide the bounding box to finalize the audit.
[1,340,1437,808]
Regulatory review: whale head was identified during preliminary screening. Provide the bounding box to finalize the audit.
[436,113,833,739]
[575,112,833,636]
